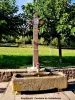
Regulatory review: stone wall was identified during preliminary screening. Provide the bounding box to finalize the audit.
[55,68,75,79]
[0,68,75,82]
[0,69,27,82]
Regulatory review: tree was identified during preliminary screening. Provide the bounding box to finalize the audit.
[70,3,75,34]
[23,0,75,62]
[33,0,72,62]
[0,0,28,43]
[21,3,35,44]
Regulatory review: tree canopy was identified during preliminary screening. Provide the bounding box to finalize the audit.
[0,0,26,42]
[22,0,75,61]
[0,0,75,46]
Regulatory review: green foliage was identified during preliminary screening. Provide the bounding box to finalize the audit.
[51,38,58,47]
[0,0,29,42]
[0,0,18,40]
[20,0,75,63]
[56,13,71,34]
[0,0,17,13]
[39,37,44,45]
[71,27,75,34]
[0,20,7,25]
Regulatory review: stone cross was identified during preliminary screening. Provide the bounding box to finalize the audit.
[28,12,43,67]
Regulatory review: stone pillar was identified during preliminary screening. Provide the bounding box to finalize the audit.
[33,13,39,67]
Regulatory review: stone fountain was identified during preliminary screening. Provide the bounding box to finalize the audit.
[12,71,67,93]
[12,13,67,94]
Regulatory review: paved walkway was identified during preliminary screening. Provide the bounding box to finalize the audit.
[0,82,9,100]
[0,80,75,100]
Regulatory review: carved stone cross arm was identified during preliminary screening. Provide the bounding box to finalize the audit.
[28,13,44,25]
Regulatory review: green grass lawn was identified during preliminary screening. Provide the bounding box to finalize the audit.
[0,45,75,68]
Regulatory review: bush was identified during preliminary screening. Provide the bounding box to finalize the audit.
[39,37,44,45]
[50,38,58,47]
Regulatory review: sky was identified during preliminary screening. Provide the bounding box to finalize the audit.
[16,0,75,14]
[16,0,33,14]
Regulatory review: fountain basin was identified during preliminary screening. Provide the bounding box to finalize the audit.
[12,72,67,92]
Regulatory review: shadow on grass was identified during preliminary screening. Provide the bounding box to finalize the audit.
[0,43,19,47]
[0,55,75,69]
[0,55,32,69]
[40,56,75,68]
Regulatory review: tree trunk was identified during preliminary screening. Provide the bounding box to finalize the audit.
[58,35,62,62]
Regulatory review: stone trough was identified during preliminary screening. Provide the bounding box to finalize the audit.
[12,71,67,93]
